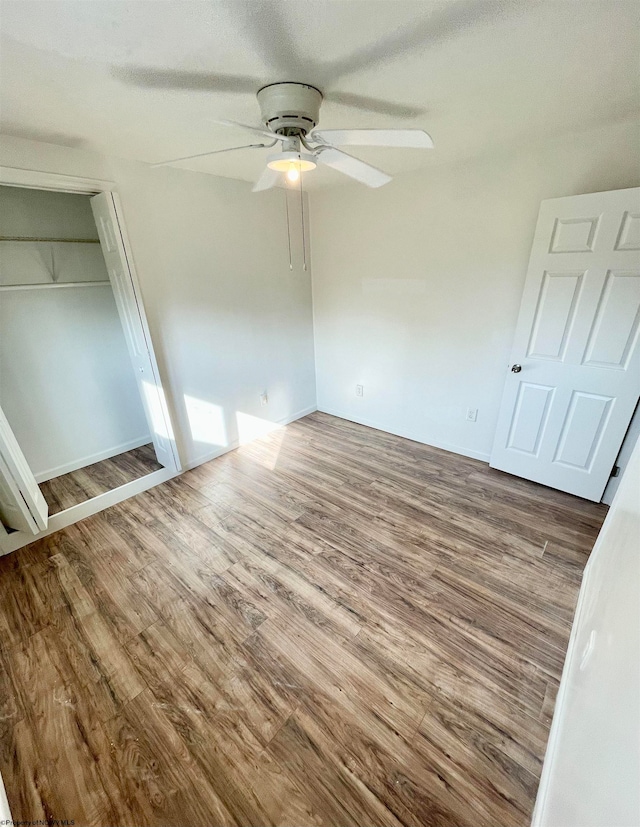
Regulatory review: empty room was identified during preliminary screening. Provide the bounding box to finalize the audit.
[0,1,638,826]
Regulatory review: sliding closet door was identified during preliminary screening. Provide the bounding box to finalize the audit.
[0,405,48,533]
[91,192,179,472]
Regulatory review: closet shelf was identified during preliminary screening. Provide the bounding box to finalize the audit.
[0,236,100,243]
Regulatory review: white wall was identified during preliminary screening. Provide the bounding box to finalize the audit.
[0,187,151,481]
[0,287,152,481]
[532,434,640,827]
[0,136,317,470]
[0,184,100,239]
[310,118,640,462]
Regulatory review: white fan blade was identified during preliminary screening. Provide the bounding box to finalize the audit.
[151,143,266,168]
[212,118,285,143]
[316,147,391,188]
[311,129,434,148]
[253,166,280,192]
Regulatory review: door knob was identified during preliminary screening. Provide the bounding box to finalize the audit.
[511,364,522,373]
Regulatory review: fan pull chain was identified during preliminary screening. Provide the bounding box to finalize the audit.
[284,187,293,271]
[299,171,307,272]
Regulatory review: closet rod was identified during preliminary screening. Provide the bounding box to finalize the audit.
[0,236,100,243]
[0,281,110,292]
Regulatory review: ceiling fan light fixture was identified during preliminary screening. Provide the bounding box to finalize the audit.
[267,150,317,177]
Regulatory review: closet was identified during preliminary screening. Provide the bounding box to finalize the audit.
[0,184,177,542]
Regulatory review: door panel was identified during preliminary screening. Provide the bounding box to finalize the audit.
[582,272,640,369]
[615,211,640,251]
[491,188,640,501]
[0,405,47,533]
[527,271,583,360]
[552,392,613,470]
[90,193,178,472]
[507,383,555,455]
[549,216,600,253]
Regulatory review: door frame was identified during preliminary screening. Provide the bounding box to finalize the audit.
[0,165,182,555]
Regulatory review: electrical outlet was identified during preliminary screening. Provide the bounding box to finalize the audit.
[260,392,268,407]
[466,408,478,422]
[356,384,364,397]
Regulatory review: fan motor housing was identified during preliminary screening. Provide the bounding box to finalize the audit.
[257,82,323,136]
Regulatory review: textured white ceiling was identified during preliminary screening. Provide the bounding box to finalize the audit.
[1,0,638,190]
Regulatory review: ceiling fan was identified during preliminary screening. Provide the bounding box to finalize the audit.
[151,81,433,190]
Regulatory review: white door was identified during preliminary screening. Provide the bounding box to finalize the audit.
[0,405,48,533]
[491,187,640,502]
[90,192,179,472]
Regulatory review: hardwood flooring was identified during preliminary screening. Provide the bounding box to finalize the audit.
[39,443,163,515]
[0,412,607,826]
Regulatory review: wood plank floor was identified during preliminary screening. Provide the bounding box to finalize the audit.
[39,443,163,515]
[0,412,607,826]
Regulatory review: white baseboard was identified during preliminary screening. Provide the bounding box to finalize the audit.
[184,441,241,472]
[34,435,153,482]
[317,406,491,463]
[184,405,318,471]
[0,467,176,555]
